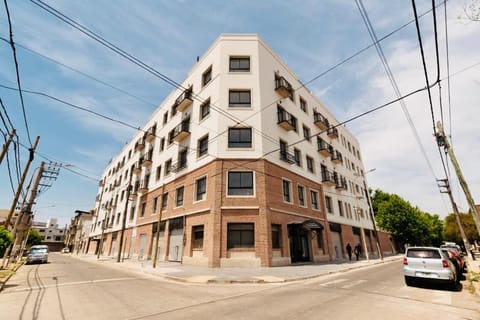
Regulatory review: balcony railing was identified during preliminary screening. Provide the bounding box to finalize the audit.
[132,161,142,175]
[274,75,293,99]
[313,111,329,131]
[321,169,336,187]
[335,175,348,191]
[279,150,296,164]
[317,138,333,157]
[170,120,190,142]
[135,137,145,152]
[277,108,296,131]
[145,125,156,143]
[327,126,339,139]
[171,159,188,173]
[331,150,343,165]
[174,87,193,112]
[138,179,149,193]
[141,150,153,167]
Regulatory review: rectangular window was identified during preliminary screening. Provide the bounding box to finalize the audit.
[229,89,251,107]
[228,171,254,196]
[165,159,172,175]
[156,165,161,180]
[325,196,333,213]
[195,176,207,201]
[176,186,184,207]
[229,56,250,72]
[271,224,281,249]
[303,125,311,142]
[171,104,177,118]
[202,66,212,86]
[140,202,146,218]
[306,156,314,173]
[153,197,158,214]
[228,128,252,148]
[198,135,209,157]
[298,185,305,207]
[311,190,319,210]
[129,207,135,220]
[163,112,168,125]
[227,223,254,248]
[294,148,301,166]
[200,99,210,120]
[161,192,168,210]
[317,230,324,251]
[192,225,204,249]
[300,97,307,113]
[338,200,344,216]
[282,179,292,203]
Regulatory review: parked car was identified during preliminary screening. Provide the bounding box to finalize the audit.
[403,246,458,288]
[26,245,49,264]
[61,247,70,253]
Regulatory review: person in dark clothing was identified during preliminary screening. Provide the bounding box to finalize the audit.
[354,243,362,261]
[346,243,352,261]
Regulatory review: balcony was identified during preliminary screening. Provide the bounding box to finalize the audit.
[141,150,153,168]
[170,120,190,142]
[135,137,145,152]
[327,126,339,139]
[174,87,193,113]
[335,175,348,191]
[145,125,156,143]
[277,107,296,131]
[96,194,101,202]
[279,150,295,164]
[274,75,293,99]
[317,138,332,157]
[132,161,142,175]
[313,111,329,131]
[138,180,149,194]
[98,179,104,187]
[129,181,140,200]
[331,150,343,165]
[171,159,188,173]
[321,169,336,187]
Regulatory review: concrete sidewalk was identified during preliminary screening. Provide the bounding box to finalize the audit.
[71,254,403,284]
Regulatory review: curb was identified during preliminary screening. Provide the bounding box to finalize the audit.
[0,261,24,293]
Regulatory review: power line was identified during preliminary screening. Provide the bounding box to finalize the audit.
[3,0,33,146]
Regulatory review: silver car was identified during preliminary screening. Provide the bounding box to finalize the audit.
[403,246,457,288]
[26,245,49,264]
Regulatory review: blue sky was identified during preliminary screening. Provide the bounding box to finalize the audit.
[1,0,479,226]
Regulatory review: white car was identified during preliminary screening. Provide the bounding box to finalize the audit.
[26,245,49,264]
[61,247,70,253]
[403,246,458,288]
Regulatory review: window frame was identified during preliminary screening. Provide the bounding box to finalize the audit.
[200,98,210,120]
[325,196,333,214]
[306,155,314,173]
[229,56,250,72]
[195,176,207,202]
[197,134,209,158]
[227,223,254,249]
[175,186,184,207]
[192,225,204,249]
[227,171,254,196]
[297,185,306,207]
[228,127,252,148]
[271,224,281,249]
[202,65,212,87]
[228,89,251,108]
[310,190,319,210]
[282,179,292,203]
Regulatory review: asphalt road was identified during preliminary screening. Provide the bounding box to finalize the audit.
[0,253,478,320]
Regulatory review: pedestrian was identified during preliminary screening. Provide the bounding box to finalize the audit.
[346,243,352,261]
[354,243,361,261]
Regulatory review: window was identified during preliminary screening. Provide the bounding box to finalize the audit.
[202,66,212,86]
[271,224,281,249]
[282,179,292,203]
[192,225,204,249]
[156,165,162,180]
[170,104,177,118]
[228,171,254,196]
[200,99,210,120]
[153,197,158,214]
[317,230,324,251]
[306,156,314,173]
[163,112,168,125]
[303,125,311,142]
[160,138,165,151]
[129,207,135,220]
[294,148,301,166]
[228,128,252,148]
[161,192,168,210]
[325,196,333,213]
[298,185,305,207]
[300,97,307,113]
[140,202,146,218]
[229,56,250,72]
[229,89,251,107]
[338,200,344,217]
[227,223,254,248]
[165,159,172,175]
[176,186,184,207]
[195,176,207,201]
[311,190,319,210]
[198,135,209,157]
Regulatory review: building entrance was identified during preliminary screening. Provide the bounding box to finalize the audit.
[288,224,311,263]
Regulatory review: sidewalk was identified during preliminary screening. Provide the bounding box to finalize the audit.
[71,254,403,284]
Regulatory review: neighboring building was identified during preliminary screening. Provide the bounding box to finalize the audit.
[31,218,66,251]
[66,211,93,254]
[86,34,393,267]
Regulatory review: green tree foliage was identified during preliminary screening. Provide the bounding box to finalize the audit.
[371,189,444,249]
[444,213,480,244]
[0,226,13,257]
[26,229,44,247]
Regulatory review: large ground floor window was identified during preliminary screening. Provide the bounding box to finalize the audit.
[227,223,254,248]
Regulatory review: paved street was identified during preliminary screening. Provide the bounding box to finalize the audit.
[0,253,478,320]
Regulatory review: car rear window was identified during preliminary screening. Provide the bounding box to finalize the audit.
[406,248,441,259]
[30,248,48,254]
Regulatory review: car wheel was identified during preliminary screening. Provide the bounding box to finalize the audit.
[404,276,414,287]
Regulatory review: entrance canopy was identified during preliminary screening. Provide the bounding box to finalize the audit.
[289,219,324,231]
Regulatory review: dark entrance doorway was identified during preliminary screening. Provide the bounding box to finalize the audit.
[288,224,311,263]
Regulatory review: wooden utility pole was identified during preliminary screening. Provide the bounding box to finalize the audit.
[438,179,472,259]
[436,122,480,236]
[4,136,40,229]
[153,184,165,268]
[117,174,133,263]
[0,129,16,165]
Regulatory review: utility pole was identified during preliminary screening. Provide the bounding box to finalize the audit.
[95,187,105,259]
[117,175,133,263]
[437,178,472,259]
[153,184,165,268]
[0,129,16,165]
[436,122,480,236]
[4,136,40,230]
[364,180,383,260]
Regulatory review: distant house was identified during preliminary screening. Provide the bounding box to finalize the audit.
[31,218,66,251]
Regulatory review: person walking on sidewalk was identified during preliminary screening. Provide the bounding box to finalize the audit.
[346,243,352,261]
[354,243,362,261]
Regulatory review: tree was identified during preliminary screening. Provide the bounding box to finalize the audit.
[444,212,480,244]
[0,226,13,257]
[26,229,44,247]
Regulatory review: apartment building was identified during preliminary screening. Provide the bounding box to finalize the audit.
[86,34,392,267]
